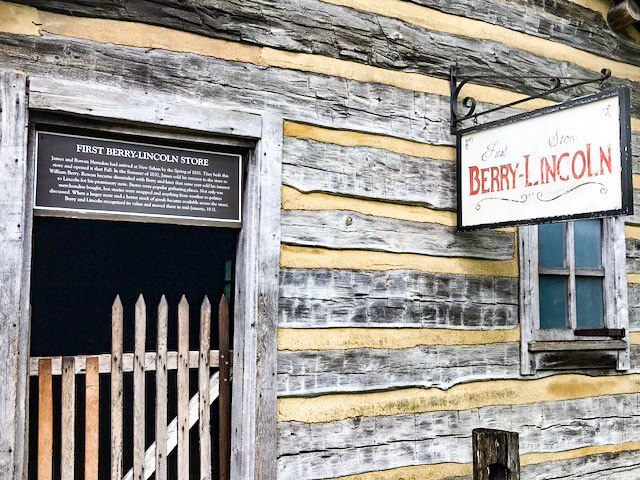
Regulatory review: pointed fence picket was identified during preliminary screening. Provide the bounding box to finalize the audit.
[29,294,231,480]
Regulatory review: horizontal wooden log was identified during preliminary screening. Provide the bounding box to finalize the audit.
[623,190,640,226]
[627,237,640,273]
[282,137,456,209]
[12,0,640,110]
[277,393,640,479]
[281,210,515,260]
[277,343,520,396]
[450,449,640,480]
[628,282,640,330]
[517,449,640,480]
[0,33,456,146]
[407,0,640,67]
[5,31,640,157]
[28,351,221,375]
[279,268,518,328]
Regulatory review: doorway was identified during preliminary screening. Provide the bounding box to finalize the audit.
[28,216,237,479]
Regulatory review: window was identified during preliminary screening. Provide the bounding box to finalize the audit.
[519,217,630,374]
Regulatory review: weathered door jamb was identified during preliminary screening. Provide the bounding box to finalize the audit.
[0,70,281,480]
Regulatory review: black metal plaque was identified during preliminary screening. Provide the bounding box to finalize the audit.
[35,131,242,225]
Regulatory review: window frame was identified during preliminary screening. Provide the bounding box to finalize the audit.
[519,216,630,374]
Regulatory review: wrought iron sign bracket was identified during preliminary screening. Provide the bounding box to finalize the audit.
[449,65,612,135]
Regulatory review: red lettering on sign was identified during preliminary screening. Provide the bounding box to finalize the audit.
[490,166,500,192]
[572,150,586,179]
[524,155,539,187]
[544,156,556,184]
[600,146,612,175]
[557,152,570,181]
[469,166,480,195]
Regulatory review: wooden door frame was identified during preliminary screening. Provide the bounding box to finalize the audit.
[0,70,281,479]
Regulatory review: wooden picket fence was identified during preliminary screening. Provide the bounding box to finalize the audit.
[29,294,231,480]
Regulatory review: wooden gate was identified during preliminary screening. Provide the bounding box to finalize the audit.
[29,294,231,480]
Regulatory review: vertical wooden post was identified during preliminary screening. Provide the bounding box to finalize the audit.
[134,295,147,480]
[156,295,168,480]
[37,358,53,480]
[219,294,231,480]
[178,296,190,480]
[0,70,31,480]
[199,297,212,480]
[111,296,124,480]
[473,429,520,480]
[85,356,100,480]
[61,356,75,480]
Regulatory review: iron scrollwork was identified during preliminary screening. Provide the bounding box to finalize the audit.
[449,66,612,135]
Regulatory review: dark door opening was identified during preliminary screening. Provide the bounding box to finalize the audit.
[28,216,237,479]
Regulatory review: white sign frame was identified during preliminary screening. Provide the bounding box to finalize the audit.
[457,87,633,231]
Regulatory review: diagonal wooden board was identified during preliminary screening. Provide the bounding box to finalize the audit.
[122,372,220,480]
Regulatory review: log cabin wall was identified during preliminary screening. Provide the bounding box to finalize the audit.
[3,0,640,478]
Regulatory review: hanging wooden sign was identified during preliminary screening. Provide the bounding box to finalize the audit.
[34,131,243,226]
[457,87,633,231]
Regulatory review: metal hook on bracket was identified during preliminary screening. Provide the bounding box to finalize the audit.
[449,65,612,135]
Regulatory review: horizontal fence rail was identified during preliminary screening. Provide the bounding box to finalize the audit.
[31,294,231,480]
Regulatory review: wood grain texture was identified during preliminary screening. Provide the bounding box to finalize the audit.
[282,137,455,210]
[629,283,640,331]
[177,296,189,480]
[28,350,220,375]
[37,359,52,480]
[19,0,640,69]
[0,70,30,480]
[0,33,445,147]
[277,343,520,396]
[518,448,640,480]
[277,393,640,479]
[111,296,123,480]
[133,295,146,480]
[281,210,514,260]
[155,296,168,480]
[624,190,640,226]
[278,268,518,328]
[61,357,75,480]
[123,372,220,480]
[11,0,640,105]
[84,357,99,480]
[218,295,231,480]
[198,297,212,480]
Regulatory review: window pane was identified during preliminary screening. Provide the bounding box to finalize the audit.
[538,223,565,268]
[575,219,601,269]
[539,275,568,328]
[576,277,604,329]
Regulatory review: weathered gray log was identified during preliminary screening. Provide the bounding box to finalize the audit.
[0,33,454,146]
[277,393,640,479]
[278,268,518,328]
[3,32,640,152]
[623,190,640,226]
[514,449,640,479]
[628,282,640,330]
[282,137,456,210]
[632,133,640,173]
[408,0,640,66]
[277,343,521,396]
[626,237,640,273]
[12,0,640,92]
[0,71,30,480]
[281,210,515,260]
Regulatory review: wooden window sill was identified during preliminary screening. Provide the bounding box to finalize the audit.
[529,340,628,352]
